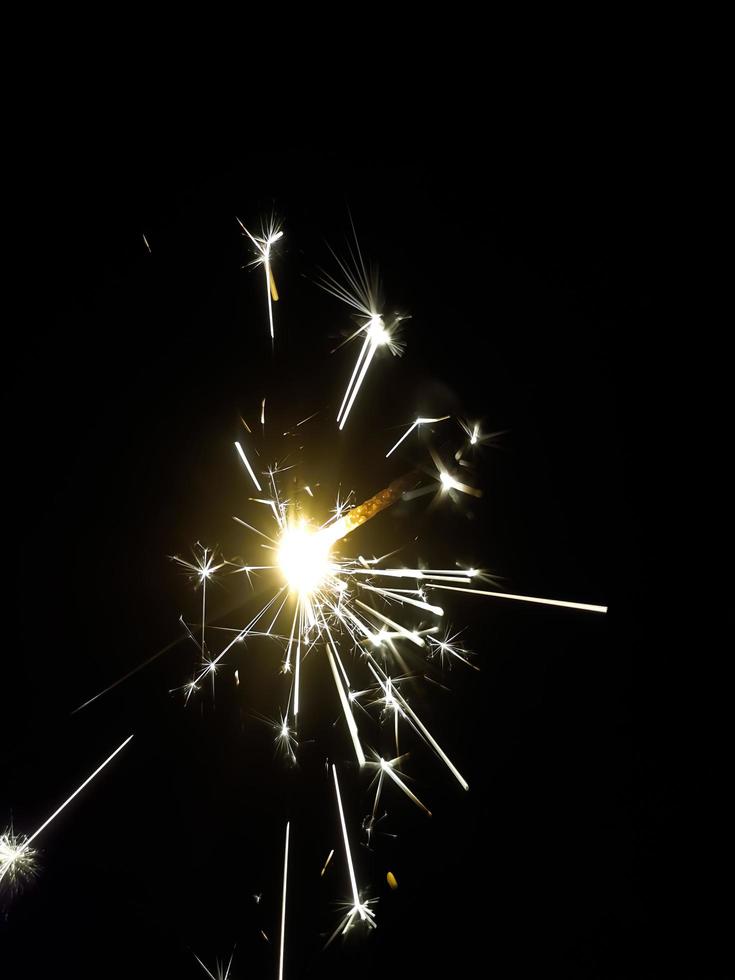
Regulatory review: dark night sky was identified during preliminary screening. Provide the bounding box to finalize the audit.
[1,139,662,977]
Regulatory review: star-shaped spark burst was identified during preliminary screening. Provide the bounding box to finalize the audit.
[193,947,236,980]
[0,827,38,896]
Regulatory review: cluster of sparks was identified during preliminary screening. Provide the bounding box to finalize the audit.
[165,216,607,970]
[2,212,608,980]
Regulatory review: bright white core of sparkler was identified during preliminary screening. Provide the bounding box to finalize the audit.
[366,314,388,346]
[277,523,332,595]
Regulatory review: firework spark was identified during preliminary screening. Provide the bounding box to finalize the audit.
[327,764,376,944]
[237,215,283,340]
[319,227,405,429]
[0,734,134,893]
[385,415,451,458]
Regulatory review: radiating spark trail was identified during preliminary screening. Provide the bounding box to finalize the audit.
[319,224,404,428]
[0,734,134,889]
[325,627,365,767]
[367,658,468,790]
[237,216,283,340]
[337,317,388,429]
[142,233,151,253]
[71,635,185,714]
[278,822,290,980]
[321,848,334,876]
[332,764,375,931]
[424,584,608,613]
[377,757,432,817]
[385,416,451,458]
[235,441,263,492]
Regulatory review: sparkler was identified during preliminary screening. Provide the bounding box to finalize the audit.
[161,217,609,969]
[237,215,283,340]
[0,734,134,893]
[385,415,451,458]
[1,204,608,978]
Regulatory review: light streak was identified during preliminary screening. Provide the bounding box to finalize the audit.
[235,441,263,492]
[374,756,432,817]
[319,224,405,428]
[385,415,451,458]
[424,584,608,613]
[279,821,290,980]
[331,764,376,936]
[0,734,134,890]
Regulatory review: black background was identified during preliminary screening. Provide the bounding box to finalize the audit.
[1,138,658,977]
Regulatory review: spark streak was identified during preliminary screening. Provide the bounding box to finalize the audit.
[279,821,290,980]
[0,734,134,890]
[235,441,263,492]
[385,416,451,458]
[332,764,376,933]
[424,584,608,613]
[237,216,283,340]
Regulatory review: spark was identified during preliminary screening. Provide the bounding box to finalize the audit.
[330,765,376,940]
[193,949,236,980]
[273,713,298,765]
[369,755,432,817]
[320,848,335,876]
[1,735,134,891]
[142,233,151,254]
[385,415,451,458]
[423,584,608,613]
[455,421,508,462]
[278,821,290,980]
[427,628,478,670]
[319,224,405,429]
[235,441,263,492]
[237,215,283,340]
[171,545,228,662]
